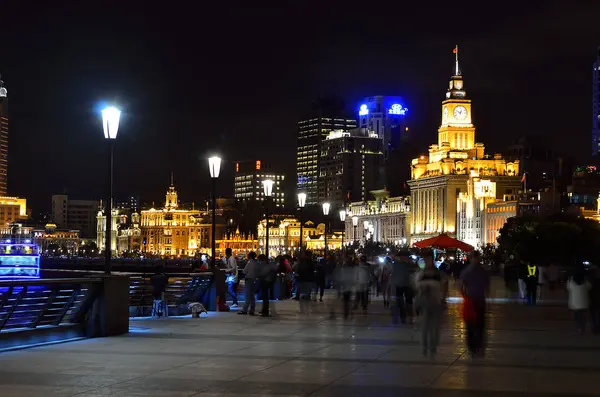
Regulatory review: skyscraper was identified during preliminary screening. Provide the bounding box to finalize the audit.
[296,98,357,206]
[234,160,285,207]
[318,129,383,208]
[0,74,8,196]
[593,47,600,156]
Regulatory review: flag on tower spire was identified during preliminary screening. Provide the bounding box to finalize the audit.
[453,45,461,76]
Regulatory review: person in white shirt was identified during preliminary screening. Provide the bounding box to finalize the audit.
[567,266,591,334]
[223,248,239,307]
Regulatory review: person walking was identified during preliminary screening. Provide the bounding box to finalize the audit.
[589,265,600,334]
[340,259,357,319]
[380,257,393,308]
[314,258,326,302]
[415,249,444,357]
[296,250,315,314]
[525,261,539,306]
[238,252,258,315]
[391,250,418,324]
[355,256,371,312]
[223,248,239,307]
[259,255,277,317]
[459,251,490,357]
[567,265,591,334]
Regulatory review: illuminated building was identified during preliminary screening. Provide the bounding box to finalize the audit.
[297,98,357,206]
[33,224,80,254]
[257,216,323,257]
[318,129,383,207]
[0,196,28,226]
[96,208,119,254]
[134,183,225,257]
[306,231,344,251]
[408,48,520,241]
[456,172,497,247]
[485,200,518,245]
[117,212,142,253]
[52,195,99,238]
[0,74,8,196]
[357,96,408,153]
[593,46,600,155]
[216,227,257,257]
[345,191,410,244]
[234,160,285,207]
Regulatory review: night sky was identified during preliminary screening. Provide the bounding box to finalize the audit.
[3,2,600,215]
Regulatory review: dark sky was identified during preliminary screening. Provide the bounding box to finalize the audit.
[3,2,600,215]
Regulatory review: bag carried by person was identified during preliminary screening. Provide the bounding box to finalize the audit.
[462,296,476,322]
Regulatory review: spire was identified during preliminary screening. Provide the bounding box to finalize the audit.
[170,171,174,187]
[453,45,461,76]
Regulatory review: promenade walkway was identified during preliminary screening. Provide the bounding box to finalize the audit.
[0,281,599,396]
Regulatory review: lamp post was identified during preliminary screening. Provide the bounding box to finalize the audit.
[297,192,306,252]
[263,179,274,258]
[352,216,358,244]
[101,106,121,274]
[339,209,346,259]
[208,156,221,269]
[322,202,330,260]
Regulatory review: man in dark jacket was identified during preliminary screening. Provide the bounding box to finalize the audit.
[150,264,169,317]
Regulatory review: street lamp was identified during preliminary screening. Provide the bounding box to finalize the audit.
[101,106,121,274]
[322,202,330,260]
[352,216,359,243]
[297,192,306,252]
[208,156,221,269]
[339,209,346,259]
[263,179,274,258]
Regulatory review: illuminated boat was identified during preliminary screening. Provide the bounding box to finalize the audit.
[0,237,40,279]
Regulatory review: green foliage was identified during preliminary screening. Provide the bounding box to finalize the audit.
[497,214,600,266]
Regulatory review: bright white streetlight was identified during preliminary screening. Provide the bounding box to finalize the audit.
[297,192,307,208]
[322,202,331,216]
[339,209,346,222]
[208,156,222,179]
[101,107,121,140]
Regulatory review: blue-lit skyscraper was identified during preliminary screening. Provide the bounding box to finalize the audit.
[358,96,408,154]
[593,47,600,156]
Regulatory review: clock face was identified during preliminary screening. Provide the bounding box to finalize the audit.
[443,107,449,121]
[453,106,468,120]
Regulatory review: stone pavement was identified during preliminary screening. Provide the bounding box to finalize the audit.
[0,286,599,396]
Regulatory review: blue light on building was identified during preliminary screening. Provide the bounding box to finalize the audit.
[388,104,407,115]
[358,104,369,116]
[0,241,41,280]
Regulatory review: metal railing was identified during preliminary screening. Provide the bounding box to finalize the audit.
[0,278,101,332]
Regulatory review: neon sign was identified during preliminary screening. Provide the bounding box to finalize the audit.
[359,104,369,116]
[388,104,407,115]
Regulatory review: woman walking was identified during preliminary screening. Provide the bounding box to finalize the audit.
[415,249,444,357]
[567,265,591,334]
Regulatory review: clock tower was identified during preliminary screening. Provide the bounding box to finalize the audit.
[438,47,475,151]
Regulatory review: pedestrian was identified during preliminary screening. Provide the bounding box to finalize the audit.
[567,265,591,334]
[459,251,490,357]
[259,254,277,317]
[150,264,169,317]
[223,248,239,307]
[380,257,393,308]
[537,264,546,301]
[414,249,444,357]
[315,258,326,302]
[296,250,315,314]
[525,261,539,305]
[238,252,258,316]
[355,256,370,312]
[588,265,600,334]
[340,258,357,319]
[391,250,418,324]
[517,261,527,300]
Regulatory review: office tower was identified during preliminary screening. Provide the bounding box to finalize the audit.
[0,74,8,195]
[234,160,285,207]
[593,47,600,156]
[51,195,99,238]
[357,95,408,152]
[296,98,357,206]
[317,129,383,208]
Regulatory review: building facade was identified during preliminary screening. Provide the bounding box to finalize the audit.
[593,46,600,156]
[456,173,498,247]
[52,195,99,238]
[318,129,383,208]
[216,227,257,257]
[234,160,285,207]
[0,196,28,226]
[257,216,324,257]
[297,98,357,206]
[345,192,410,245]
[407,50,520,242]
[33,224,80,254]
[357,96,408,153]
[0,75,7,196]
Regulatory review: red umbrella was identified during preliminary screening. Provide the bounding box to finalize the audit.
[413,233,474,252]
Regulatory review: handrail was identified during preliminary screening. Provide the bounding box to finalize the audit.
[0,278,102,287]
